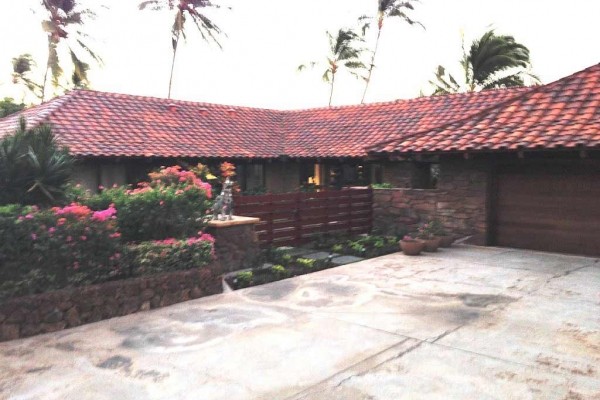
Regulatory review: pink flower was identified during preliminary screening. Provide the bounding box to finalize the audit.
[98,185,105,190]
[66,236,73,242]
[159,201,165,206]
[54,203,91,218]
[31,233,37,240]
[25,214,34,220]
[57,218,66,226]
[154,238,177,245]
[48,227,56,234]
[109,232,121,239]
[92,205,117,222]
[80,235,87,241]
[73,261,80,270]
[199,233,215,243]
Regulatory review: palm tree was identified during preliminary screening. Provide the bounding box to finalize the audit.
[298,28,366,107]
[12,54,44,101]
[139,0,225,99]
[430,30,539,94]
[359,0,423,103]
[39,0,102,102]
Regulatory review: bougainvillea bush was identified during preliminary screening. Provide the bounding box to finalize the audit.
[84,166,213,242]
[128,233,215,276]
[0,203,123,300]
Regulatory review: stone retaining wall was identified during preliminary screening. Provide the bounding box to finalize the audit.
[0,263,223,342]
[373,161,489,243]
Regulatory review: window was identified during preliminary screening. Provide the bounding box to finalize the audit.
[411,162,439,189]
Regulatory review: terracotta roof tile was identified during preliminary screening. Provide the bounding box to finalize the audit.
[369,63,600,155]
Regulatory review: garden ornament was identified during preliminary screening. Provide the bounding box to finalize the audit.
[212,177,234,221]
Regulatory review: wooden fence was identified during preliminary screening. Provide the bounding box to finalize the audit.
[233,188,373,247]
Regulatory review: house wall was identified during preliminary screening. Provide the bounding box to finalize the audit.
[265,161,300,193]
[373,160,490,244]
[71,161,129,192]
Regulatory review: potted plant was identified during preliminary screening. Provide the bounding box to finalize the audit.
[417,223,441,252]
[429,219,454,248]
[399,234,425,256]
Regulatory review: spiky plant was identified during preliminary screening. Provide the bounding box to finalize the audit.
[430,30,540,94]
[299,28,366,106]
[0,118,74,205]
[139,0,225,99]
[39,0,102,101]
[359,0,423,103]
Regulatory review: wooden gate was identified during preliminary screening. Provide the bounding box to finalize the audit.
[234,188,373,247]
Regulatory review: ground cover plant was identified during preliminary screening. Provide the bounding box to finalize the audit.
[226,233,403,290]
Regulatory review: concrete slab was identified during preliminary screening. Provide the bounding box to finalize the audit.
[331,255,364,266]
[303,251,338,261]
[274,247,315,257]
[0,246,598,399]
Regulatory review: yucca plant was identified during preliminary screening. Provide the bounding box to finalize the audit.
[139,0,226,99]
[0,118,74,206]
[298,28,367,106]
[430,30,540,94]
[359,0,423,103]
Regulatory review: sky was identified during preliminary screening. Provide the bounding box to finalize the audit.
[0,0,599,109]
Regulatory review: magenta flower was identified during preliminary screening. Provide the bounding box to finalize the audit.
[48,227,56,234]
[91,205,117,222]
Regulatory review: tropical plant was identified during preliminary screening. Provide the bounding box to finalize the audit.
[0,118,74,206]
[139,0,225,99]
[298,28,366,106]
[39,0,102,101]
[430,30,539,94]
[359,0,423,103]
[11,54,44,101]
[0,97,25,118]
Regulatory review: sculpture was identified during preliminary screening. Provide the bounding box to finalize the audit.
[212,177,234,221]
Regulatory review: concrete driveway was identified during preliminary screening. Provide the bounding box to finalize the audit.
[1,246,599,399]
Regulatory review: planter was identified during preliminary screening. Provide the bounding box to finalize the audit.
[399,239,425,256]
[437,235,455,248]
[422,237,442,252]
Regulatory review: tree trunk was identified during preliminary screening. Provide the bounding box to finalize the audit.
[168,32,181,100]
[41,38,52,103]
[328,70,336,107]
[361,25,383,104]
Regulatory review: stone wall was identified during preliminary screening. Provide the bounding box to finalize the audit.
[0,264,223,342]
[373,161,489,243]
[206,217,261,273]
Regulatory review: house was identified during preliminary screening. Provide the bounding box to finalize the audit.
[369,63,600,256]
[0,63,598,256]
[0,85,526,193]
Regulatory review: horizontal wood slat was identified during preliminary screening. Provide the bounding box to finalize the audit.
[495,172,600,256]
[234,188,373,247]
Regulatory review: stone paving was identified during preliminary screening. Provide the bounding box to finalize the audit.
[0,245,599,399]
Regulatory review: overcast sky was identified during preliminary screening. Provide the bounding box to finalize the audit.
[0,0,599,109]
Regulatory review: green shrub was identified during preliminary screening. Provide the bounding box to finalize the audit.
[235,271,254,288]
[0,203,124,300]
[270,264,289,279]
[296,258,316,269]
[128,234,215,276]
[83,166,213,242]
[372,183,393,189]
[0,118,74,206]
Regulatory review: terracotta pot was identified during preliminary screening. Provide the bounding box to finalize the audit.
[422,237,441,252]
[399,239,425,256]
[437,235,455,248]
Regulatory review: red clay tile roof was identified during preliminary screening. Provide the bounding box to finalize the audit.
[0,91,285,158]
[0,85,528,159]
[2,64,598,159]
[370,63,600,155]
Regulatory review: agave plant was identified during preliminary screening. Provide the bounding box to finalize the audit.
[0,118,74,205]
[430,30,540,94]
[139,0,225,99]
[39,0,102,101]
[359,0,423,103]
[298,28,366,106]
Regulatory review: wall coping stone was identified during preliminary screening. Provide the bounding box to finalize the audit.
[207,215,260,228]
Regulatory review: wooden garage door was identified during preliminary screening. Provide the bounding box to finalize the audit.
[495,171,600,256]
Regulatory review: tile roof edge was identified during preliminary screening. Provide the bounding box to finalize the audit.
[365,85,544,154]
